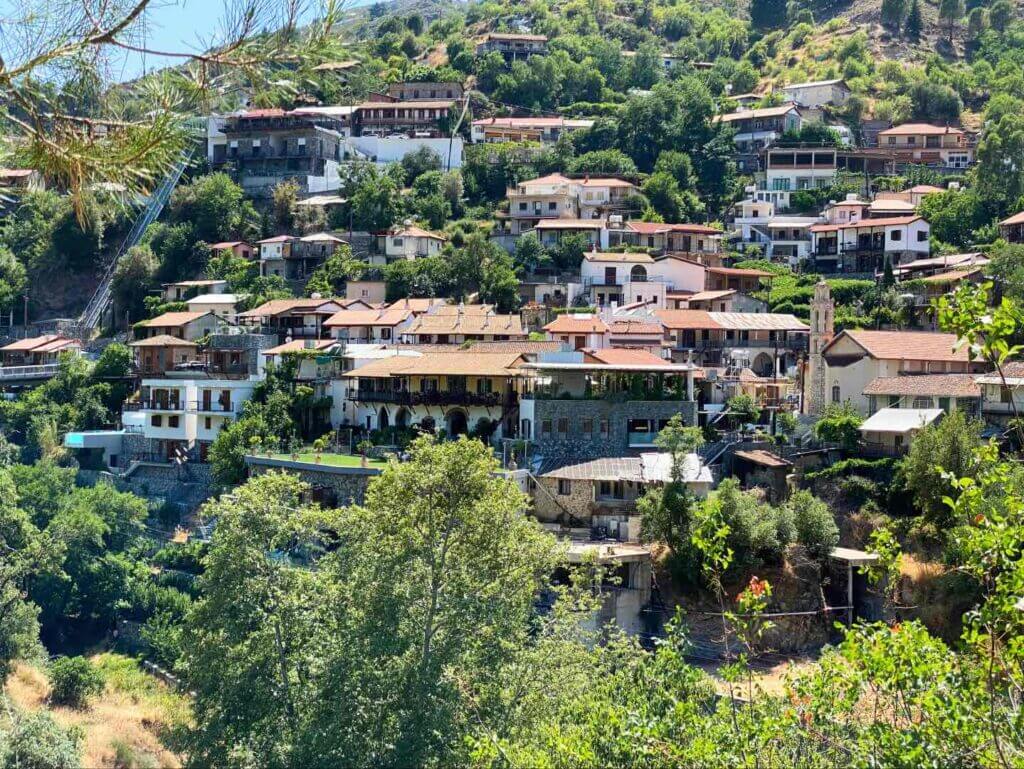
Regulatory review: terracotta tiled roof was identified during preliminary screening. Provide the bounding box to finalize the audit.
[473,117,593,128]
[532,218,606,229]
[706,266,774,278]
[138,311,211,328]
[431,304,494,315]
[344,351,525,378]
[609,320,664,335]
[579,177,637,188]
[908,185,945,194]
[128,335,198,348]
[1001,210,1024,226]
[716,103,799,122]
[626,221,722,235]
[809,215,922,233]
[921,267,983,284]
[386,297,449,312]
[257,235,298,244]
[683,289,735,302]
[863,374,980,398]
[403,313,526,336]
[0,335,72,352]
[655,310,717,330]
[483,32,548,41]
[323,308,413,327]
[518,173,572,186]
[831,330,968,362]
[209,241,250,249]
[879,123,964,136]
[465,340,564,354]
[583,251,654,263]
[584,348,669,366]
[544,315,610,334]
[390,225,445,240]
[237,299,340,319]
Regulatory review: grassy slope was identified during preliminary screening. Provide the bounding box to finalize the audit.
[6,654,190,769]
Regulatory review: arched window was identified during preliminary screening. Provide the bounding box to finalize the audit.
[630,265,647,282]
[831,384,841,403]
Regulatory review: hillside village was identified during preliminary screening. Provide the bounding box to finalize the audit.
[3,0,1024,765]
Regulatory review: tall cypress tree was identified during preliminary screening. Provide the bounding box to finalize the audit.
[906,0,923,40]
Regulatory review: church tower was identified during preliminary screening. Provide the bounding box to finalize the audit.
[805,280,835,415]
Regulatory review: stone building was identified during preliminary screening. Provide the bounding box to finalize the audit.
[804,281,834,416]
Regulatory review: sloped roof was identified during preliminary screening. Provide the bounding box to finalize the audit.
[344,351,525,378]
[138,311,212,327]
[1000,210,1024,226]
[655,309,717,330]
[237,298,340,319]
[863,374,980,398]
[583,251,654,264]
[717,103,800,122]
[584,348,669,366]
[128,335,198,348]
[783,78,848,90]
[544,315,610,334]
[734,449,792,468]
[879,123,965,136]
[542,452,710,484]
[473,117,594,129]
[626,221,722,235]
[706,266,774,278]
[323,308,413,327]
[403,313,526,336]
[0,335,80,352]
[532,218,606,230]
[391,225,445,240]
[261,339,339,355]
[609,320,664,335]
[810,215,923,233]
[859,407,943,433]
[386,297,450,312]
[826,330,968,363]
[654,309,807,331]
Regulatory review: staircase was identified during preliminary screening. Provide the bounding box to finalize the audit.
[78,144,197,333]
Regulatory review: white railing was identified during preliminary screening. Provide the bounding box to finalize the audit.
[0,363,61,381]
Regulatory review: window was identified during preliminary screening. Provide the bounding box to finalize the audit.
[917,230,927,242]
[582,418,593,436]
[912,396,932,409]
[600,420,609,437]
[889,395,900,407]
[938,397,950,413]
[832,384,841,403]
[887,137,896,146]
[890,230,902,241]
[205,417,212,430]
[541,419,552,437]
[518,202,527,211]
[168,415,180,428]
[547,201,556,211]
[151,415,163,427]
[557,418,568,435]
[476,378,494,394]
[381,328,392,340]
[557,479,571,496]
[393,238,404,246]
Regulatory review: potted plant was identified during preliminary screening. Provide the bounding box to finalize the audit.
[289,438,301,462]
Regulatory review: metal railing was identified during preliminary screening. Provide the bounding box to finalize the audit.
[350,389,512,407]
[0,363,61,381]
[191,400,234,413]
[80,143,198,331]
[123,399,185,411]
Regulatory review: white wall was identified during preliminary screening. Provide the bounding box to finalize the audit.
[346,136,464,169]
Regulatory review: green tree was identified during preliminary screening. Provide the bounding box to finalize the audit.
[566,150,638,176]
[902,408,984,530]
[989,0,1013,30]
[0,246,27,312]
[304,245,367,298]
[0,708,81,768]
[881,0,908,31]
[976,113,1024,211]
[813,401,863,449]
[350,169,404,232]
[111,243,158,323]
[401,146,443,184]
[272,180,298,231]
[917,189,987,249]
[512,233,551,274]
[48,656,104,708]
[939,0,965,40]
[726,393,761,426]
[169,173,259,244]
[905,0,923,39]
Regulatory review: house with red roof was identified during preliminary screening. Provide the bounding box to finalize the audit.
[999,210,1024,244]
[505,174,638,235]
[878,124,973,169]
[471,116,594,144]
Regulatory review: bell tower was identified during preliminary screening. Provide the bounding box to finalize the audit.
[805,280,835,415]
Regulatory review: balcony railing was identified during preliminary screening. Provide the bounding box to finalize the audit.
[124,399,185,411]
[0,363,60,381]
[676,337,808,351]
[350,390,513,407]
[191,400,234,414]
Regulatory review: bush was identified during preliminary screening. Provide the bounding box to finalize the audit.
[787,490,839,563]
[0,709,81,768]
[48,656,104,708]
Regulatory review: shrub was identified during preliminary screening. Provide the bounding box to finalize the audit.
[787,490,839,563]
[48,656,104,708]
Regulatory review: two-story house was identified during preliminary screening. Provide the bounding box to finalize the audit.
[371,225,445,264]
[256,235,297,278]
[732,198,820,265]
[543,314,610,350]
[717,103,801,170]
[780,79,851,109]
[324,307,414,343]
[820,329,988,413]
[506,175,638,235]
[809,215,930,273]
[353,100,455,138]
[387,81,464,101]
[877,124,972,169]
[135,311,225,341]
[237,297,347,339]
[474,32,549,59]
[0,335,81,368]
[655,309,809,374]
[398,311,527,344]
[579,251,708,307]
[607,221,723,261]
[343,350,526,438]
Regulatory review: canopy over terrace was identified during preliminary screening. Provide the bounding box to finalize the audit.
[518,350,698,401]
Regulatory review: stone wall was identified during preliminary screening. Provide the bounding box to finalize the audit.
[207,333,277,370]
[530,399,698,465]
[533,476,592,524]
[246,456,378,506]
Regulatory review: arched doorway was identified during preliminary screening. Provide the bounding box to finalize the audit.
[445,409,468,437]
[377,407,389,430]
[395,407,411,429]
[630,264,648,282]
